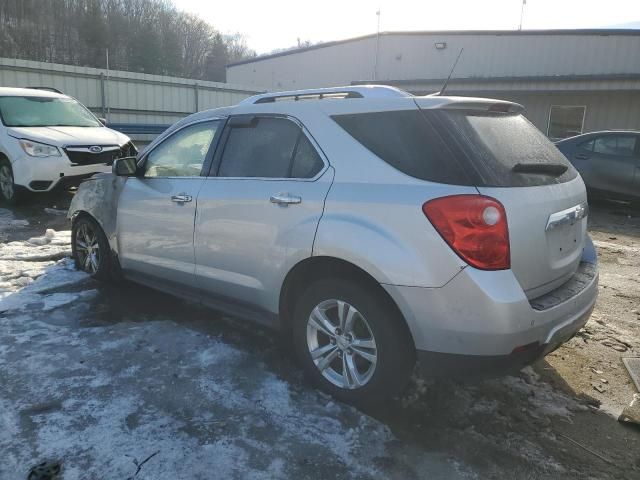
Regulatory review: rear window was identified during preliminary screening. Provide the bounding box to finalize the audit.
[331,110,473,185]
[332,109,577,187]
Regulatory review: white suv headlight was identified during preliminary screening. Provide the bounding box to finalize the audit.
[19,139,61,157]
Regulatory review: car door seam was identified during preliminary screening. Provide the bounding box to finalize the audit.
[311,166,336,256]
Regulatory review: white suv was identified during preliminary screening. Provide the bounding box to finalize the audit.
[0,87,135,204]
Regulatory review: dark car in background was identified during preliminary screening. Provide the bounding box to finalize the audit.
[556,131,640,203]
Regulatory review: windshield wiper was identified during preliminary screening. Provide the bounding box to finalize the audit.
[512,162,568,176]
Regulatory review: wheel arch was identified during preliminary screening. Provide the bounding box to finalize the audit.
[279,255,416,350]
[71,210,121,280]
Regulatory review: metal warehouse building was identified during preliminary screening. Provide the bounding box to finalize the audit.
[226,29,640,140]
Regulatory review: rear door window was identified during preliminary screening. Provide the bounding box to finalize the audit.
[217,116,324,179]
[332,109,577,187]
[593,136,637,157]
[291,135,324,178]
[578,139,595,151]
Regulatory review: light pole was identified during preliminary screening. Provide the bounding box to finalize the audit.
[105,48,110,123]
[519,0,526,31]
[374,9,381,81]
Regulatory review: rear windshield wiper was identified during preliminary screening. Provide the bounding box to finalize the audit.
[512,162,568,176]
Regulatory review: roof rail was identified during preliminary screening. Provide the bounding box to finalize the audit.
[24,86,64,94]
[240,85,412,105]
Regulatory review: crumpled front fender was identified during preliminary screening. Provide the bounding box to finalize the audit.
[67,173,127,253]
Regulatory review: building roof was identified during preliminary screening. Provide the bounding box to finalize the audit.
[227,29,640,67]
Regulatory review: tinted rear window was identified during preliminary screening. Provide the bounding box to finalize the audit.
[331,110,473,185]
[332,109,577,187]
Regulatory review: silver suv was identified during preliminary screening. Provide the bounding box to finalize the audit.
[68,86,598,402]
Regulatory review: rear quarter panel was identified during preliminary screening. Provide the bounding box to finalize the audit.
[314,181,473,287]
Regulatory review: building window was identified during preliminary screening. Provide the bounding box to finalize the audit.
[547,105,586,140]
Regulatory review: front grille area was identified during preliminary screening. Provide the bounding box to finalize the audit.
[64,142,137,166]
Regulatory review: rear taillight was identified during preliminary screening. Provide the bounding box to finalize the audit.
[422,195,510,270]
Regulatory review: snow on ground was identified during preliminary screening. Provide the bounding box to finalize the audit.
[0,230,86,313]
[0,228,475,479]
[0,208,29,237]
[1,224,604,479]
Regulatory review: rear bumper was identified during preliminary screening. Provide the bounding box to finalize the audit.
[416,300,593,378]
[383,236,598,376]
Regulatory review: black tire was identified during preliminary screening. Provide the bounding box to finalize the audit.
[292,278,415,404]
[71,215,112,281]
[0,158,27,205]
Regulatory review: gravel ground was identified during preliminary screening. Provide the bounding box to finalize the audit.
[1,192,639,479]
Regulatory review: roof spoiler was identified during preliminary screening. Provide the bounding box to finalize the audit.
[435,100,525,114]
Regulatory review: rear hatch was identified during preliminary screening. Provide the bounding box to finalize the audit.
[415,98,586,298]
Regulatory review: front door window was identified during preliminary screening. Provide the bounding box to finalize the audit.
[144,121,220,177]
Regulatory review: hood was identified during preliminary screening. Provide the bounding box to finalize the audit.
[7,126,130,147]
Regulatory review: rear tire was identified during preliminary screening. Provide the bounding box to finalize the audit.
[72,215,112,281]
[0,158,27,205]
[292,278,415,404]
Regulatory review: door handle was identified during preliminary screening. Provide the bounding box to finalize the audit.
[574,153,589,160]
[270,192,302,205]
[171,193,192,203]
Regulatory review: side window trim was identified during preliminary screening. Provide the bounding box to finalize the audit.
[137,117,226,178]
[207,114,329,181]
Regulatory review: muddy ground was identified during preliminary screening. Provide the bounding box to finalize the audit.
[1,191,639,479]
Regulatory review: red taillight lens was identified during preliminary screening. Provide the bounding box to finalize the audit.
[422,195,510,270]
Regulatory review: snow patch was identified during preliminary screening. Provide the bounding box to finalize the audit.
[42,290,98,311]
[0,229,71,261]
[44,207,68,216]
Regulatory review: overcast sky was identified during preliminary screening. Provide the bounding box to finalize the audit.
[173,0,640,54]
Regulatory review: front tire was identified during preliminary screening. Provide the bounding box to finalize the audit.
[0,158,26,205]
[292,278,415,403]
[72,216,112,280]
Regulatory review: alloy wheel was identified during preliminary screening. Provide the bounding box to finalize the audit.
[75,223,101,274]
[306,299,378,389]
[0,164,14,200]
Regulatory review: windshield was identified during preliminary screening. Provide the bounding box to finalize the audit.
[0,96,101,127]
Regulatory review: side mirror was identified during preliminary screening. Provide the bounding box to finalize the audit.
[113,156,138,176]
[97,117,107,125]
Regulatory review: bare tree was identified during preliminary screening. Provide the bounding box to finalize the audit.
[0,0,254,81]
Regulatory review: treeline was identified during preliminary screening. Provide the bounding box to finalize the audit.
[0,0,256,82]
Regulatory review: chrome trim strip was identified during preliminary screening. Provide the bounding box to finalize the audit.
[545,202,588,231]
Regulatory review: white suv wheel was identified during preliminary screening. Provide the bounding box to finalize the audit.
[0,163,15,201]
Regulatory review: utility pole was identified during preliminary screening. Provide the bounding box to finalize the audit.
[105,48,110,123]
[374,8,381,81]
[519,0,526,31]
